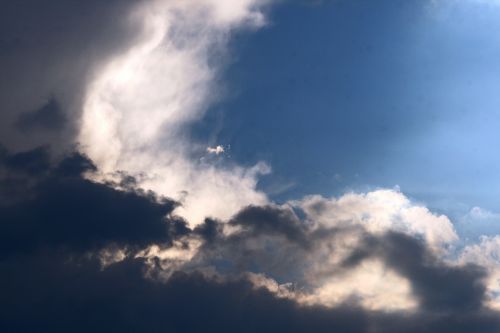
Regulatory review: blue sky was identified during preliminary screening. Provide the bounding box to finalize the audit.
[193,0,500,232]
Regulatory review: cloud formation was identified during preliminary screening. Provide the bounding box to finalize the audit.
[1,0,270,225]
[78,0,271,225]
[1,147,499,332]
[2,1,500,332]
[0,0,143,152]
[294,190,458,251]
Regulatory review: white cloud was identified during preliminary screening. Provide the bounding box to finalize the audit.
[291,189,458,251]
[206,145,225,155]
[457,206,500,240]
[460,236,500,309]
[302,259,417,311]
[282,189,458,311]
[467,207,500,220]
[79,0,271,225]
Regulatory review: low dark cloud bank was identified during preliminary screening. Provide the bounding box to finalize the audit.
[0,146,499,333]
[0,146,186,258]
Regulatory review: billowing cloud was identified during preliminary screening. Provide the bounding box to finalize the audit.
[460,235,500,310]
[1,146,500,332]
[293,189,458,251]
[78,0,271,225]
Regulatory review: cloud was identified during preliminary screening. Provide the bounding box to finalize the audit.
[0,146,187,258]
[15,96,67,132]
[304,258,417,311]
[207,145,225,155]
[292,189,458,251]
[3,254,499,333]
[1,1,500,332]
[460,235,500,310]
[459,207,500,240]
[0,255,405,333]
[78,0,272,225]
[185,202,485,314]
[0,0,144,152]
[344,232,487,313]
[1,146,500,332]
[1,147,471,315]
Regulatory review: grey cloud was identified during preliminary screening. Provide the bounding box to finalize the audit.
[0,0,146,152]
[229,205,311,247]
[15,96,66,132]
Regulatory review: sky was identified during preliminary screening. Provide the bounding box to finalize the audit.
[202,0,500,215]
[2,0,500,332]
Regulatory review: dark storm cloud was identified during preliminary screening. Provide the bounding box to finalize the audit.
[0,146,187,258]
[0,145,51,176]
[0,254,375,333]
[0,147,499,332]
[2,264,498,333]
[0,0,146,152]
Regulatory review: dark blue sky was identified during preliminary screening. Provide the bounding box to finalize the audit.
[194,0,500,226]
